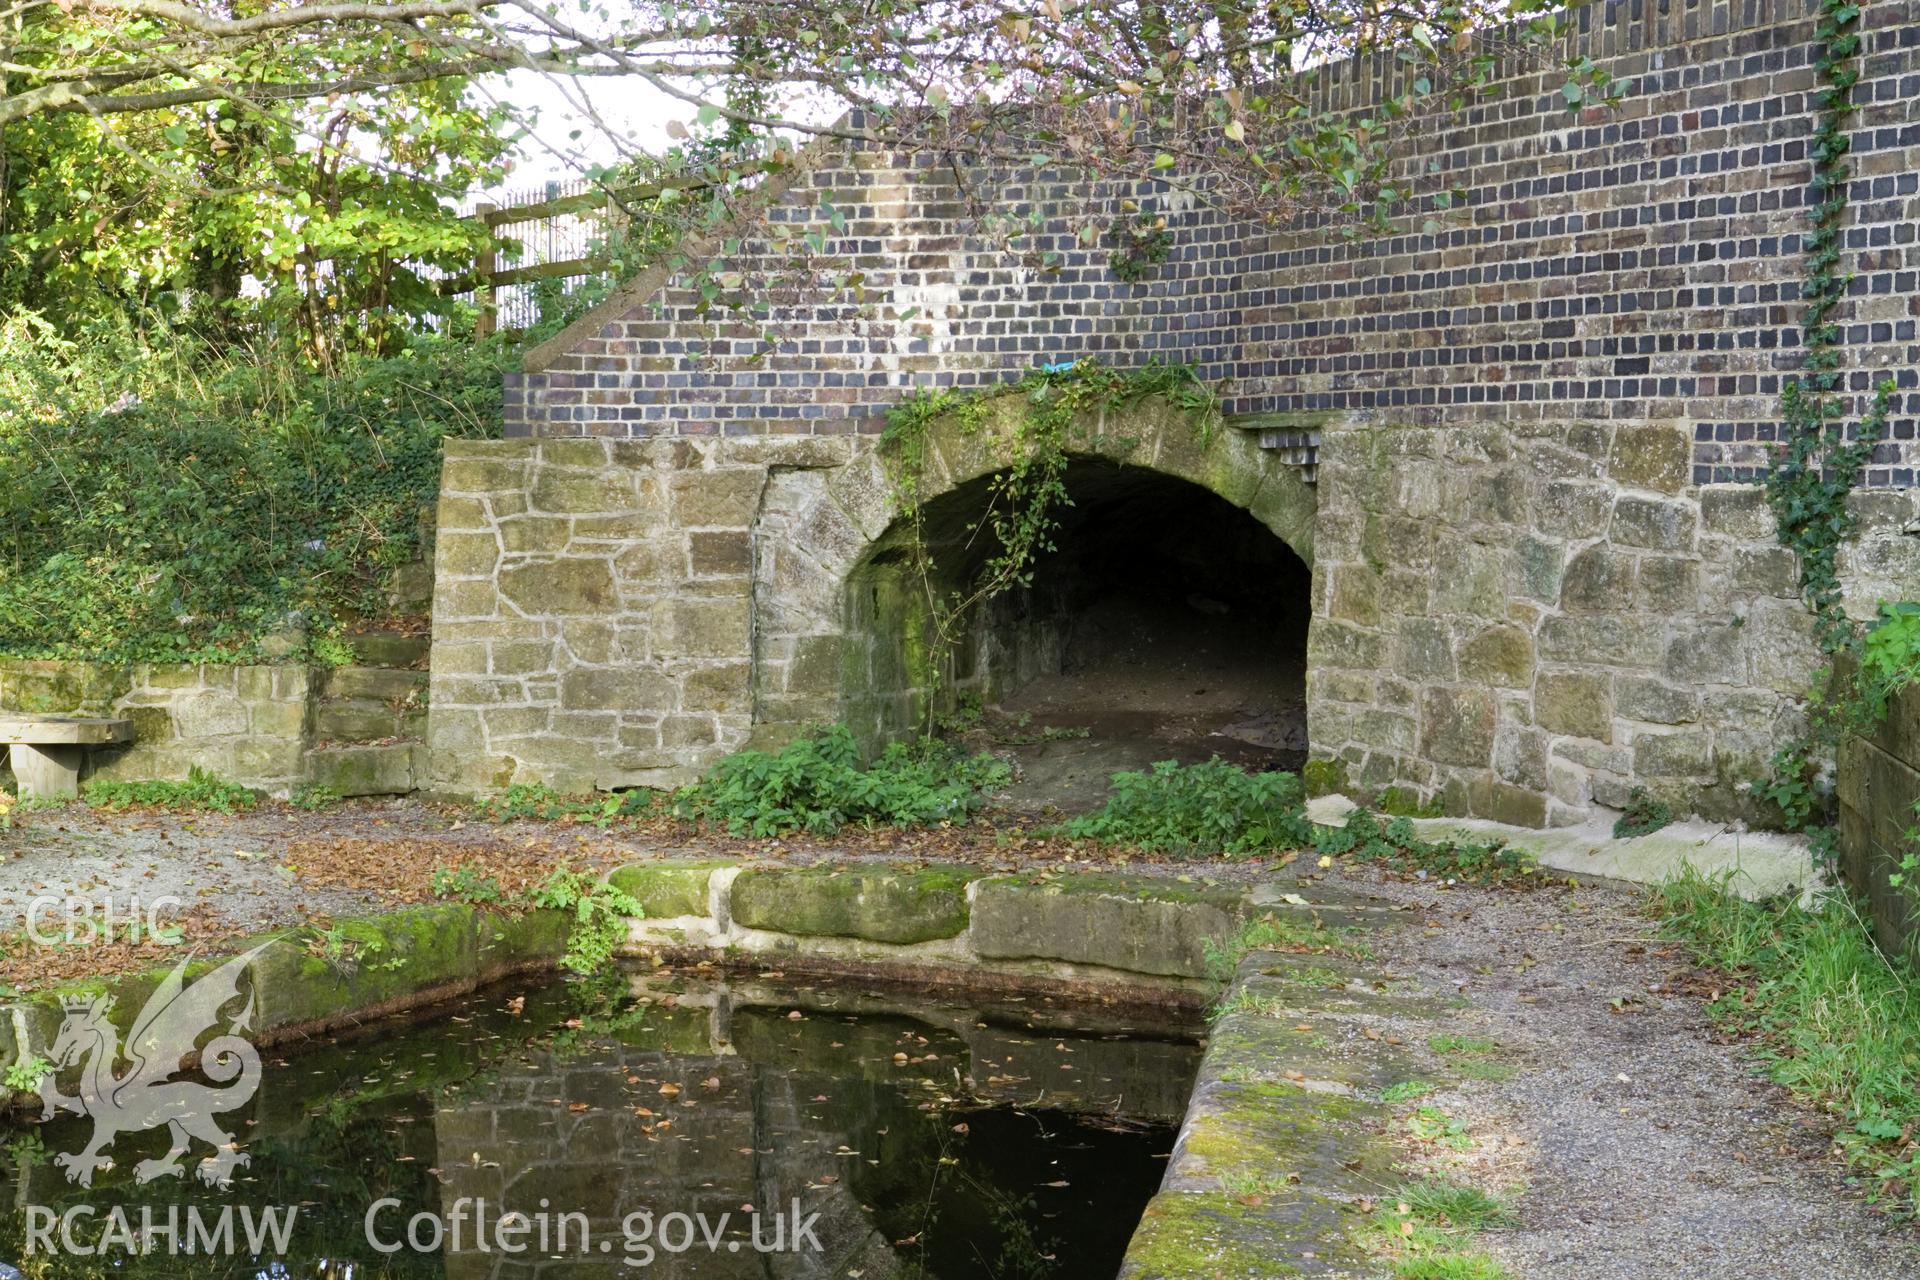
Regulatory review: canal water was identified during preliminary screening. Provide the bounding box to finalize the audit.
[0,966,1202,1278]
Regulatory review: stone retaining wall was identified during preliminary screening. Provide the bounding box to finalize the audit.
[1838,682,1920,962]
[608,860,1264,996]
[0,658,315,796]
[451,0,1920,831]
[1308,422,1920,827]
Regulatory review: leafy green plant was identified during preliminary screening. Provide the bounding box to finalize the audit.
[1406,1105,1475,1152]
[290,785,343,812]
[530,867,645,975]
[4,1054,49,1094]
[1106,213,1173,282]
[673,724,1008,837]
[0,332,504,664]
[83,766,257,813]
[1756,0,1908,859]
[1651,868,1920,1212]
[1314,810,1538,886]
[1380,1080,1438,1104]
[1065,758,1310,855]
[430,864,508,906]
[1612,788,1673,839]
[312,922,407,974]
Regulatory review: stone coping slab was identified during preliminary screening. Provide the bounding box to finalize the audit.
[613,858,1279,989]
[1309,793,1816,901]
[2,903,571,1100]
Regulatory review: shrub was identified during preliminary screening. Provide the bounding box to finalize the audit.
[0,330,505,663]
[1064,758,1312,855]
[83,766,257,813]
[673,725,1009,837]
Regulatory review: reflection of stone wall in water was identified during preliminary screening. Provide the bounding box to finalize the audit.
[431,989,1197,1280]
[434,1048,909,1279]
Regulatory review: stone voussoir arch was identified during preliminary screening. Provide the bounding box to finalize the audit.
[746,388,1320,748]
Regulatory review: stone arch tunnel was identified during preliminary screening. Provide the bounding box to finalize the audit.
[843,456,1315,803]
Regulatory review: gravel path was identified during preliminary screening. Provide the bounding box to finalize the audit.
[1360,871,1920,1280]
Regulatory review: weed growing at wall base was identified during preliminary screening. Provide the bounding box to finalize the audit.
[82,767,257,813]
[672,725,1009,837]
[530,867,646,975]
[1064,758,1311,855]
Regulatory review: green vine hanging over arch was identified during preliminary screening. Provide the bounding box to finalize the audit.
[877,359,1217,725]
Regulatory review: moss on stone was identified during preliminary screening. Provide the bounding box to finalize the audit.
[730,863,981,944]
[1121,1187,1365,1278]
[994,870,1248,909]
[606,860,731,919]
[1301,757,1348,798]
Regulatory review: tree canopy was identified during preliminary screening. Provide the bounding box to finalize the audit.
[0,0,1617,357]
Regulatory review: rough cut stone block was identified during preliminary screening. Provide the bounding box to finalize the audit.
[970,874,1247,978]
[1608,424,1692,493]
[1535,671,1613,743]
[669,469,766,527]
[1418,686,1496,768]
[606,860,730,919]
[1610,495,1698,551]
[1457,625,1534,687]
[531,468,640,515]
[497,558,617,615]
[303,743,421,796]
[731,865,980,944]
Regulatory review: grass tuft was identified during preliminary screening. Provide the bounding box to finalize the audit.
[1651,867,1920,1212]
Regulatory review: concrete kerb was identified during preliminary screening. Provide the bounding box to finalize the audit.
[1307,792,1818,901]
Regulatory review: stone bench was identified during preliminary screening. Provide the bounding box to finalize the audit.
[0,715,133,801]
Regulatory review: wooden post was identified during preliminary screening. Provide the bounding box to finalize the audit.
[475,201,498,338]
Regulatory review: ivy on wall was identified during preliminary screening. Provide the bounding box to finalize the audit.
[877,359,1216,723]
[1760,0,1911,851]
[1763,0,1896,655]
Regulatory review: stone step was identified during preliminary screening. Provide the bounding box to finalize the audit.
[302,741,423,796]
[322,665,428,703]
[312,700,425,744]
[343,630,431,668]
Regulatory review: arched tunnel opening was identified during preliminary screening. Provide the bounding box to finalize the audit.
[844,458,1311,814]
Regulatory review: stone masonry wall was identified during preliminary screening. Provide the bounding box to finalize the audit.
[427,412,1309,796]
[1312,422,1920,826]
[1838,679,1920,962]
[446,0,1920,825]
[428,436,873,794]
[0,659,313,796]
